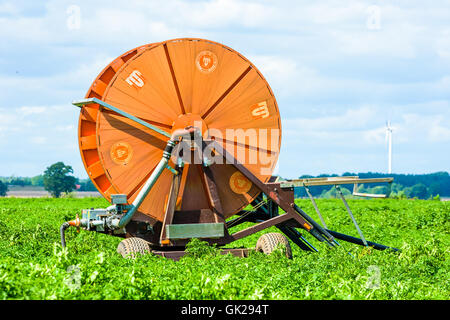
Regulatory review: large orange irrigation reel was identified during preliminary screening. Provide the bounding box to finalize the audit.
[62,38,398,259]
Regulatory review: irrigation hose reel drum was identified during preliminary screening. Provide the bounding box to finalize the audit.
[63,38,398,259]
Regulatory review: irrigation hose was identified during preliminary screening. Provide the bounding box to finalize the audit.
[60,222,70,248]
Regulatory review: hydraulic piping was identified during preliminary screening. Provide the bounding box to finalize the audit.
[60,127,198,248]
[60,222,69,248]
[112,127,196,229]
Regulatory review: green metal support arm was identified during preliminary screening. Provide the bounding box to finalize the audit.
[72,97,171,138]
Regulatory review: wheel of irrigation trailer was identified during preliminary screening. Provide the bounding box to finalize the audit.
[256,233,292,259]
[77,38,281,224]
[117,237,152,259]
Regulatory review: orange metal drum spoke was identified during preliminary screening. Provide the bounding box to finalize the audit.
[98,113,168,148]
[213,136,276,155]
[163,43,186,115]
[202,66,252,119]
[126,163,159,201]
[101,108,173,130]
[106,87,175,125]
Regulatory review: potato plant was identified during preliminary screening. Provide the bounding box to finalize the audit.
[0,197,448,299]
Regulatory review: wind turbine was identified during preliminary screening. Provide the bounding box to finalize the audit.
[385,121,393,174]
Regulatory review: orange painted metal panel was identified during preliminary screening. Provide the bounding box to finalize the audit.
[87,161,105,179]
[77,44,155,201]
[91,79,108,96]
[80,135,97,150]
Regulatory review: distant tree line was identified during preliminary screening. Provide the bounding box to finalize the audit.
[1,168,449,200]
[0,162,98,197]
[293,172,450,200]
[0,175,97,192]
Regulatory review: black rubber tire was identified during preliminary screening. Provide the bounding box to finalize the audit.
[117,237,152,259]
[255,232,293,259]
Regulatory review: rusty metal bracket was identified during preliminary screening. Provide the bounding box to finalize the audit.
[210,140,338,248]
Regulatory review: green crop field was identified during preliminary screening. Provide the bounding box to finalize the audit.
[0,197,448,300]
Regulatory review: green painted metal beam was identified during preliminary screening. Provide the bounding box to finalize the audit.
[166,223,225,240]
[72,97,171,138]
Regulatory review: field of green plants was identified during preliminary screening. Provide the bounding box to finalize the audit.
[0,197,448,300]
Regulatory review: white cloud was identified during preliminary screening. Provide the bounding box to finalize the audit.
[0,54,114,108]
[248,55,305,97]
[436,28,450,59]
[55,124,75,132]
[185,0,273,28]
[282,105,450,155]
[284,106,377,131]
[363,126,387,144]
[0,0,449,177]
[30,136,47,144]
[330,26,418,59]
[19,106,47,115]
[429,124,450,142]
[400,113,450,143]
[0,2,18,15]
[305,1,365,24]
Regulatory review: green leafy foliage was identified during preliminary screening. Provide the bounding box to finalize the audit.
[0,181,7,197]
[0,197,448,300]
[76,179,97,191]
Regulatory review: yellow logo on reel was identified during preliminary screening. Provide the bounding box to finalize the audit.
[250,101,270,119]
[229,171,252,194]
[196,51,218,74]
[110,142,133,165]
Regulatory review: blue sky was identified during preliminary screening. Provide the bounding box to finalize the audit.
[0,0,449,179]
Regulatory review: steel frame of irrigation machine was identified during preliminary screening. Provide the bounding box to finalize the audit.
[148,151,399,260]
[63,98,399,260]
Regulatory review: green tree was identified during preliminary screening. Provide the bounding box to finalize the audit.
[31,175,44,186]
[429,182,441,197]
[320,186,351,198]
[76,178,97,191]
[410,183,430,199]
[403,186,413,198]
[10,178,26,186]
[43,162,77,198]
[390,183,404,193]
[0,180,8,197]
[367,185,388,195]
